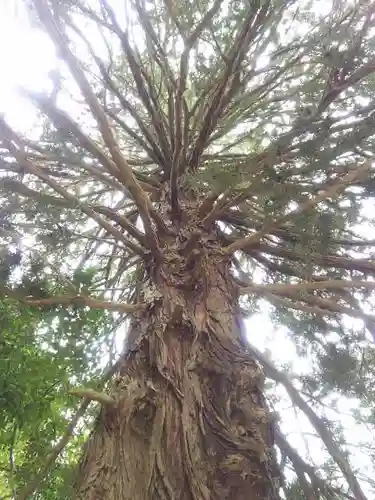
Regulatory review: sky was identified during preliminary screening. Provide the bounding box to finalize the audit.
[0,0,374,496]
[0,4,55,129]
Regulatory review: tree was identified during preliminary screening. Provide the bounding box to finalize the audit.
[1,0,375,498]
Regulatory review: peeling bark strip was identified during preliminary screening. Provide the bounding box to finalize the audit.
[75,246,280,499]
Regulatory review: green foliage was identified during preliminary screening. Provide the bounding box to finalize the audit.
[1,0,375,498]
[0,294,115,497]
[0,301,65,494]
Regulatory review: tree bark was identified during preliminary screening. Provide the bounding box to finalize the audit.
[74,236,281,499]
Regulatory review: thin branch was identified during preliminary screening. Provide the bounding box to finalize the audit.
[319,59,375,113]
[170,0,225,211]
[9,425,18,499]
[2,287,145,314]
[0,176,146,246]
[188,4,271,171]
[252,291,345,317]
[32,0,164,259]
[249,243,375,276]
[198,190,221,219]
[15,359,121,500]
[248,344,368,500]
[100,0,172,166]
[221,209,375,249]
[293,293,375,341]
[240,279,375,295]
[132,1,176,90]
[64,15,167,170]
[69,388,116,407]
[20,88,123,176]
[162,0,185,38]
[225,161,372,254]
[200,182,253,227]
[0,117,145,256]
[240,278,375,340]
[275,427,345,500]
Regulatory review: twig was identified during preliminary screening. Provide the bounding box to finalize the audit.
[0,117,145,256]
[170,0,225,211]
[248,344,368,500]
[15,359,121,500]
[225,161,372,254]
[69,389,116,407]
[275,427,348,500]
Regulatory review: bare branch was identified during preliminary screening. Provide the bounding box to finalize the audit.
[2,287,144,314]
[69,388,116,407]
[240,279,375,295]
[15,359,121,500]
[248,345,368,500]
[170,0,225,211]
[225,161,372,254]
[249,244,375,276]
[32,0,164,259]
[0,117,145,256]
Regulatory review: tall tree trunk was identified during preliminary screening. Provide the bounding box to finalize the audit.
[74,232,281,499]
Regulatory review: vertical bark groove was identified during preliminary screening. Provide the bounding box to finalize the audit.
[75,246,280,499]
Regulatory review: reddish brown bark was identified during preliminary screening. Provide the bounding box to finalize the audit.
[74,232,281,499]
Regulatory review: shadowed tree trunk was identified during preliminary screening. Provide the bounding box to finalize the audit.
[75,208,280,499]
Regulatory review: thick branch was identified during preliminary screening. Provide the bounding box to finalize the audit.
[32,0,164,259]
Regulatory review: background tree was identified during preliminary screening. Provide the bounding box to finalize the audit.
[1,0,375,499]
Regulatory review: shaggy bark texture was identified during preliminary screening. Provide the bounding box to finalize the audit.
[74,228,281,499]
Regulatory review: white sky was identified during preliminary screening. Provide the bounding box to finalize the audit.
[0,1,374,497]
[0,4,55,130]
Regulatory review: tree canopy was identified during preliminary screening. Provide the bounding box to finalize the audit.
[1,0,375,498]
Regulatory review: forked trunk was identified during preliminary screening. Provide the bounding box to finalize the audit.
[74,230,281,499]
